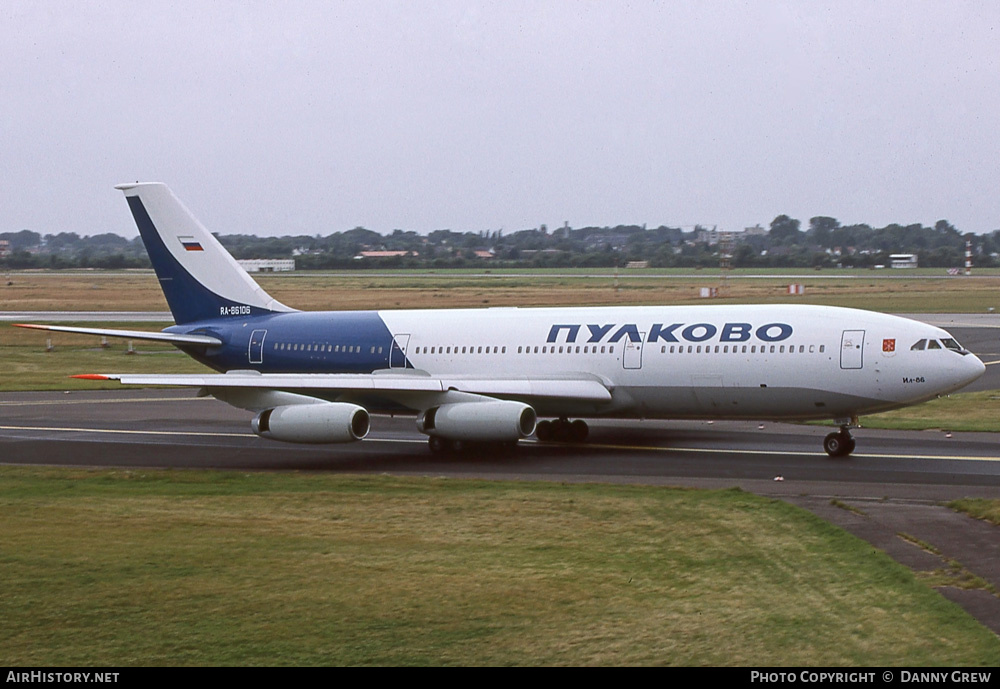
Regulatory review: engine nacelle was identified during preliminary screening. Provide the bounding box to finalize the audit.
[416,401,537,442]
[251,403,370,444]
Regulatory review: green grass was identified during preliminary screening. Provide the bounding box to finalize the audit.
[949,498,1000,526]
[9,268,1000,311]
[1,468,997,666]
[0,322,206,391]
[861,391,1000,432]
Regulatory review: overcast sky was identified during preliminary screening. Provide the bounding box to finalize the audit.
[2,1,998,239]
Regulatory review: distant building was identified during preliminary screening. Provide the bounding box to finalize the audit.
[237,259,295,272]
[696,227,719,245]
[353,250,419,259]
[0,239,9,258]
[889,254,918,269]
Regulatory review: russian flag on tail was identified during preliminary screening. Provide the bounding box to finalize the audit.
[179,236,203,251]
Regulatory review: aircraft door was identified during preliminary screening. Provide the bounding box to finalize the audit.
[840,330,865,369]
[248,329,267,365]
[390,334,410,368]
[623,332,645,369]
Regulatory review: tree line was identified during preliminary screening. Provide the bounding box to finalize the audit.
[2,215,998,270]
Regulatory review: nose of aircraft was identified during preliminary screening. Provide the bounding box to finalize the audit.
[956,351,987,389]
[969,352,987,382]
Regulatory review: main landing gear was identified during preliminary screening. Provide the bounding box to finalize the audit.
[535,417,589,443]
[823,419,857,457]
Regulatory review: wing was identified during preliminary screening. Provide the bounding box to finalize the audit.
[72,370,613,414]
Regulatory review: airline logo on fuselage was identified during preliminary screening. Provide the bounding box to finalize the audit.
[546,322,793,344]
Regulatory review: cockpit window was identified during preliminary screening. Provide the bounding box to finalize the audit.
[910,337,967,354]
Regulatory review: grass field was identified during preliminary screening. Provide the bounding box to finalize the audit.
[949,499,1000,526]
[6,269,1000,311]
[1,469,997,666]
[0,323,206,391]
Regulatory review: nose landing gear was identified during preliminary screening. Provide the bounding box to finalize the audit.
[823,430,855,457]
[823,417,858,457]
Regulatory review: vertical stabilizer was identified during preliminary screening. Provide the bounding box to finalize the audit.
[115,183,296,324]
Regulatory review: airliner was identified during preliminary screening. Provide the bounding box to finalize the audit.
[17,183,986,457]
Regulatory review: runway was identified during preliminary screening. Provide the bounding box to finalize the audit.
[3,388,999,497]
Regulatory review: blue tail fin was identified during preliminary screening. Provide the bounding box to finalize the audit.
[116,183,296,325]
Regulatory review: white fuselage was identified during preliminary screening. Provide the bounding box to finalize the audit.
[368,303,984,421]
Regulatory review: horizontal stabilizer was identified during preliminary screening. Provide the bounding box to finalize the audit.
[14,323,222,347]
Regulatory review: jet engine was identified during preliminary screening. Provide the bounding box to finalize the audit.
[416,400,537,442]
[251,403,370,443]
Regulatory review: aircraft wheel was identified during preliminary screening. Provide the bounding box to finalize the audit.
[428,436,449,454]
[823,431,854,457]
[536,419,588,443]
